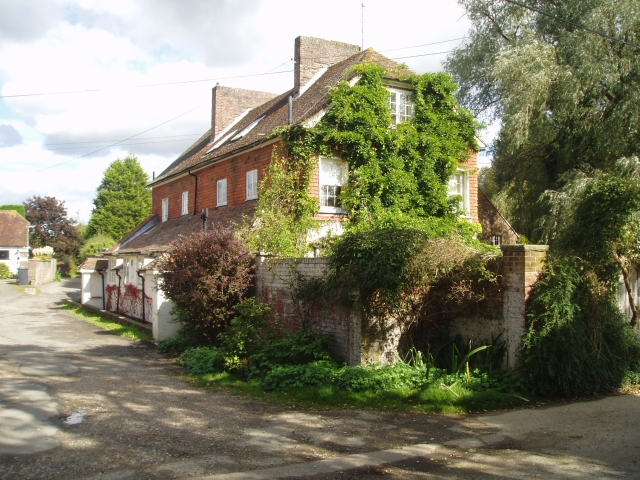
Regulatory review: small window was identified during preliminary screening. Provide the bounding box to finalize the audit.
[448,170,470,216]
[181,191,189,215]
[0,250,9,260]
[217,179,227,207]
[246,169,258,201]
[319,157,348,214]
[161,198,168,222]
[490,235,502,247]
[388,88,415,124]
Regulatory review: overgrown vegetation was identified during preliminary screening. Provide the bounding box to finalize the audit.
[245,64,480,254]
[78,232,116,264]
[166,305,528,412]
[62,302,152,342]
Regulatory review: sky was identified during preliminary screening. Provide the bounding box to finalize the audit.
[0,0,494,223]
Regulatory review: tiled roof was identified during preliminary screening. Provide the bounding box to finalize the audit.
[150,48,413,186]
[78,258,108,271]
[0,210,29,247]
[108,202,256,256]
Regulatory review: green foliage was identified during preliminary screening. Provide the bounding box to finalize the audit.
[447,0,640,239]
[157,229,255,344]
[248,330,334,380]
[157,327,204,354]
[78,232,116,264]
[246,63,480,256]
[0,263,13,280]
[54,269,62,282]
[86,155,152,241]
[61,302,152,342]
[0,205,26,218]
[262,360,338,391]
[522,256,640,397]
[179,347,225,375]
[218,298,274,371]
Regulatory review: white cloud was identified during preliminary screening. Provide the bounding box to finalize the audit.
[0,0,482,223]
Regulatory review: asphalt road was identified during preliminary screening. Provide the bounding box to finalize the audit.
[0,278,639,479]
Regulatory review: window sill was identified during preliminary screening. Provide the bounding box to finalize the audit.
[319,206,347,214]
[245,197,258,202]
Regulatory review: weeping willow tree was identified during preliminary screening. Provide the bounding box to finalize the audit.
[446,0,640,240]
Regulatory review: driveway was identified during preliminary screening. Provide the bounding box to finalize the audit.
[0,279,639,479]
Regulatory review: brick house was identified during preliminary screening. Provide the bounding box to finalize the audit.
[81,36,517,339]
[0,210,29,275]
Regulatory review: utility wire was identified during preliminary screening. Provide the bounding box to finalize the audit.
[0,69,293,99]
[29,103,207,173]
[1,36,468,99]
[0,133,202,149]
[390,50,454,60]
[380,37,466,53]
[502,0,640,50]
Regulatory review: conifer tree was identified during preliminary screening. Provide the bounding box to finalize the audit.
[86,155,152,241]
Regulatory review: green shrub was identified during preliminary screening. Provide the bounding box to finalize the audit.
[157,329,204,355]
[0,204,26,218]
[179,347,225,375]
[522,257,640,397]
[218,298,275,371]
[248,330,333,380]
[78,232,116,264]
[262,360,339,391]
[0,263,13,280]
[335,363,436,392]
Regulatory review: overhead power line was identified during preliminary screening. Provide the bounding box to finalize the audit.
[502,0,640,50]
[1,36,468,100]
[33,103,207,173]
[0,69,293,99]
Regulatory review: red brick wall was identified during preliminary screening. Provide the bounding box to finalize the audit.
[152,144,276,221]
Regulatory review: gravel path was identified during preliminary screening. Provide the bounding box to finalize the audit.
[0,279,639,479]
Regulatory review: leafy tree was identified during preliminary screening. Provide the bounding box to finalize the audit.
[86,155,152,241]
[0,204,26,218]
[157,229,255,344]
[78,232,116,264]
[24,196,81,260]
[445,0,640,239]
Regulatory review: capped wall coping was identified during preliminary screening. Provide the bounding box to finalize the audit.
[501,244,549,253]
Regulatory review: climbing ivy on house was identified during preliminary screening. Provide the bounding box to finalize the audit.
[245,63,481,254]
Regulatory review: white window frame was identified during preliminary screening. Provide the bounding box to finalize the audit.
[217,179,227,207]
[448,169,470,217]
[387,87,415,124]
[161,198,168,222]
[246,169,258,201]
[181,191,189,215]
[490,235,502,247]
[319,156,348,214]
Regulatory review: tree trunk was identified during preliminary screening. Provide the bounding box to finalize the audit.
[615,255,638,328]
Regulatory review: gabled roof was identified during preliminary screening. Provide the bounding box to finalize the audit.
[0,210,29,247]
[150,49,413,186]
[78,258,108,272]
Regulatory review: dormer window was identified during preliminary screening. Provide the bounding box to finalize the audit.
[387,88,414,124]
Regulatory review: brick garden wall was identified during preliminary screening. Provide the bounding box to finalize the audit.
[255,256,362,366]
[255,246,548,368]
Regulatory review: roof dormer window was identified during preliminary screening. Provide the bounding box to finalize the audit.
[387,88,414,124]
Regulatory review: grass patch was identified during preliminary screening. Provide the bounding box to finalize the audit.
[61,302,153,342]
[186,371,530,413]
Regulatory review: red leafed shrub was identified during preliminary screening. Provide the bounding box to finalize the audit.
[157,228,255,344]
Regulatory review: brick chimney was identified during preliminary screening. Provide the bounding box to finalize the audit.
[294,36,361,95]
[211,86,278,142]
